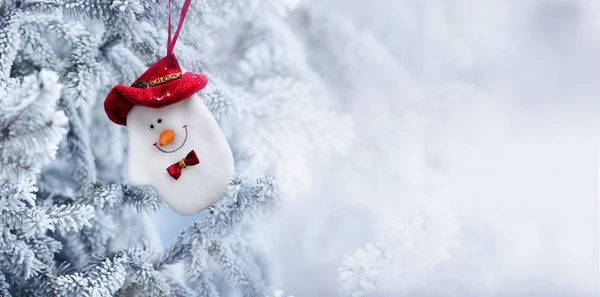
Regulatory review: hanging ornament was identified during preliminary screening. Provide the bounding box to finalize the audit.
[103,0,234,215]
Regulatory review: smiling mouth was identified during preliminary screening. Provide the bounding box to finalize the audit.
[154,125,188,153]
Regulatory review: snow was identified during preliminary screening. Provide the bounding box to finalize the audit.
[2,0,598,295]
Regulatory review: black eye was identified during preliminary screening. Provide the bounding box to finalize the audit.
[157,119,162,123]
[150,124,154,129]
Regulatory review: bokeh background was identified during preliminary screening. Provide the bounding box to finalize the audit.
[151,0,600,296]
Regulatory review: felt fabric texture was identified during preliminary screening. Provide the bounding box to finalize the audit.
[126,94,235,215]
[104,54,208,126]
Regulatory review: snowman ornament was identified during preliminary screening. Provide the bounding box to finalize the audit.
[103,4,234,215]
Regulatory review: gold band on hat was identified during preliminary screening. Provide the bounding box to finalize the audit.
[133,72,183,88]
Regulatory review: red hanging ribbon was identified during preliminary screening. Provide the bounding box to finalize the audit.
[167,0,193,55]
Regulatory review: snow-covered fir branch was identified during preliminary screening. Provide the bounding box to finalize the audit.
[339,201,461,297]
[172,174,279,295]
[179,173,278,245]
[0,69,68,183]
[0,6,20,81]
[1,0,302,294]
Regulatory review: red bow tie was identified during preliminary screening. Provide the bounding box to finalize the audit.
[166,150,200,180]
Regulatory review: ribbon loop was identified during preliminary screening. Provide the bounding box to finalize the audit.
[167,0,193,55]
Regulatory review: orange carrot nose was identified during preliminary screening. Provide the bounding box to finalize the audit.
[158,129,175,146]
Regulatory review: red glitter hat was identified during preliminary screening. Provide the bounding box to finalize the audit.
[103,0,204,126]
[104,54,207,125]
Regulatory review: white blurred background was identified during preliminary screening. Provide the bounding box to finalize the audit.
[154,0,600,296]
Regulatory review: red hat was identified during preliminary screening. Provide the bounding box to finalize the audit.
[104,54,208,126]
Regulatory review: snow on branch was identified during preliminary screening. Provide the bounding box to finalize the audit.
[0,7,21,81]
[339,201,462,297]
[32,189,287,296]
[172,173,278,293]
[0,181,95,287]
[0,70,68,183]
[209,241,269,297]
[33,204,95,234]
[179,173,278,246]
[76,182,163,212]
[61,0,165,58]
[49,252,128,297]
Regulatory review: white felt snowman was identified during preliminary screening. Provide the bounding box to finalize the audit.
[104,53,234,215]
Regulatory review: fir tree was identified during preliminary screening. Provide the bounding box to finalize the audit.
[0,0,335,295]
